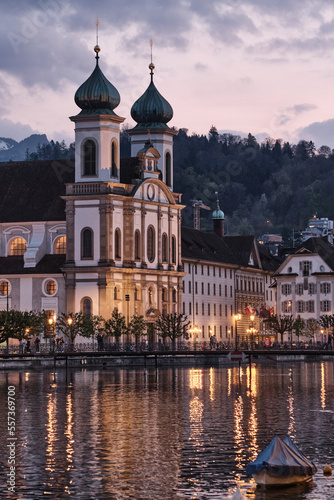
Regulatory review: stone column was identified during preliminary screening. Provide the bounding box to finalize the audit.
[123,204,135,267]
[99,199,114,266]
[157,207,163,270]
[168,209,174,270]
[65,200,75,265]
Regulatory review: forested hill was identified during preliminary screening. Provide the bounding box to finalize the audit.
[171,127,334,241]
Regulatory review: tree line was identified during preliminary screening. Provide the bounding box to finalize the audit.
[0,309,190,349]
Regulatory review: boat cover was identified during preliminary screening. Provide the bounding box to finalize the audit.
[283,436,317,472]
[246,436,317,476]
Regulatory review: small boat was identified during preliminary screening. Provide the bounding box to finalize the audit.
[246,436,317,486]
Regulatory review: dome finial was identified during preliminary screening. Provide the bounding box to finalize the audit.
[94,19,100,61]
[149,39,155,82]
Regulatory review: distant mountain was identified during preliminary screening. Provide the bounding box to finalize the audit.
[0,134,49,162]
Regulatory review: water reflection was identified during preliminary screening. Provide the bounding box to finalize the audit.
[0,363,334,499]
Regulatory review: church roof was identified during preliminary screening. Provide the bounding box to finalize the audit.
[131,63,173,129]
[74,47,120,116]
[0,254,66,274]
[0,159,74,222]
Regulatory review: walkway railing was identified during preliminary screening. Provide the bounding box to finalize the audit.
[0,340,332,355]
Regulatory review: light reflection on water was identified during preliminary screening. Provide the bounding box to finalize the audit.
[0,362,334,499]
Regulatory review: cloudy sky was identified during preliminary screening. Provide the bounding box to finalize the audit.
[1,0,334,147]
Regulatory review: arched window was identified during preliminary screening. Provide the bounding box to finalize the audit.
[165,152,171,186]
[172,288,177,303]
[111,140,117,177]
[134,287,140,301]
[9,237,27,256]
[135,230,141,260]
[53,235,66,254]
[162,287,167,302]
[83,139,96,176]
[147,225,155,263]
[162,233,168,262]
[0,280,10,296]
[81,228,93,259]
[115,228,121,259]
[81,297,92,316]
[171,235,176,264]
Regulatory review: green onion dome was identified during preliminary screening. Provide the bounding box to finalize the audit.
[212,199,224,220]
[74,46,120,115]
[131,62,173,128]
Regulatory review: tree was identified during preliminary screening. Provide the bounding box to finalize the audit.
[293,315,305,342]
[264,314,294,344]
[155,313,190,349]
[104,310,128,345]
[128,315,146,346]
[0,310,35,347]
[57,312,102,347]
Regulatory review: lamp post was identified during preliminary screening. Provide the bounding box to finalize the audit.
[125,294,130,344]
[234,314,241,349]
[321,329,324,346]
[67,317,73,347]
[248,314,255,350]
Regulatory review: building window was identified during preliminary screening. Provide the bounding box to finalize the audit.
[213,267,216,277]
[189,303,192,315]
[196,302,198,315]
[201,265,204,275]
[54,235,66,254]
[162,287,167,302]
[207,266,210,276]
[207,283,210,295]
[320,283,331,294]
[225,285,227,297]
[321,300,331,312]
[201,282,204,295]
[135,230,141,260]
[300,260,312,277]
[183,302,185,314]
[172,288,177,302]
[81,297,92,315]
[188,282,191,294]
[219,284,222,296]
[162,233,168,262]
[147,226,155,263]
[165,152,171,186]
[296,284,304,295]
[202,303,204,315]
[214,304,216,316]
[297,301,304,313]
[213,284,216,296]
[111,140,117,177]
[225,304,227,316]
[308,283,316,295]
[135,287,140,301]
[195,282,198,294]
[208,304,210,315]
[115,228,121,259]
[9,237,27,256]
[182,281,185,293]
[219,268,221,278]
[81,228,93,259]
[171,235,176,264]
[282,301,292,313]
[306,301,314,313]
[83,139,96,176]
[282,284,291,295]
[0,280,10,296]
[44,279,57,296]
[230,285,233,297]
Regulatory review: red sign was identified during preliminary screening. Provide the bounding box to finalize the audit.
[230,351,243,362]
[265,338,271,347]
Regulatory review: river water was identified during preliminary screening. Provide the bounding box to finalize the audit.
[0,361,334,499]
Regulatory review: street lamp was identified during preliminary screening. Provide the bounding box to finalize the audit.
[249,314,255,350]
[234,314,241,349]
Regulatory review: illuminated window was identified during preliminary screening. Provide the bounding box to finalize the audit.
[45,279,57,296]
[147,226,155,263]
[81,297,92,315]
[0,280,10,296]
[81,228,93,259]
[115,228,121,259]
[9,237,27,256]
[282,301,292,313]
[54,236,66,254]
[83,139,96,176]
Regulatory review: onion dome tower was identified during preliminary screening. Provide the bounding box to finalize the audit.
[128,47,177,190]
[70,44,125,183]
[212,192,225,237]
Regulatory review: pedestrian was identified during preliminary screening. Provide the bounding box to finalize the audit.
[19,339,24,355]
[35,337,40,352]
[26,340,31,353]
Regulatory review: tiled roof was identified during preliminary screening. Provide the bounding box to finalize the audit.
[293,237,334,270]
[0,160,74,222]
[181,227,280,270]
[0,254,66,274]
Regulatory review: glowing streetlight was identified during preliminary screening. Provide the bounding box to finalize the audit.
[234,314,241,349]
